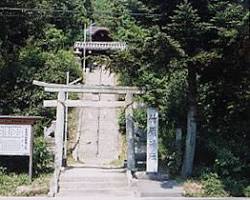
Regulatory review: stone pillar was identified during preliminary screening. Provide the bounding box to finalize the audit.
[54,91,65,193]
[125,93,135,171]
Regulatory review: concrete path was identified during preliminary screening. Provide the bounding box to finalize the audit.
[73,66,121,165]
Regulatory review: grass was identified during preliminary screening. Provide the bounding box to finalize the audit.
[109,134,127,167]
[0,172,29,196]
[67,107,79,159]
[0,169,51,196]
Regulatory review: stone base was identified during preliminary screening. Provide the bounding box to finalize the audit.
[134,171,169,181]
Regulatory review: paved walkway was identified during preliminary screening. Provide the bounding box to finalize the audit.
[73,66,121,165]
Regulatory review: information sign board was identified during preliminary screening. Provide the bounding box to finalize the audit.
[0,115,41,181]
[0,125,32,156]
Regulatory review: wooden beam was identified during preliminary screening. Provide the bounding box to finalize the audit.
[44,100,127,108]
[33,80,143,94]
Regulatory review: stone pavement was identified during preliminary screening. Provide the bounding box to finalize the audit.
[73,66,121,165]
[132,179,183,197]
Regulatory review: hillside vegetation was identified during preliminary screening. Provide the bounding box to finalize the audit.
[0,0,249,197]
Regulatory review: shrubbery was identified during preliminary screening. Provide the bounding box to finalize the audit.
[33,137,53,176]
[201,173,228,197]
[184,171,250,197]
[223,177,247,197]
[244,186,250,197]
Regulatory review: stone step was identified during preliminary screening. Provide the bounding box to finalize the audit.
[61,168,126,174]
[57,188,132,197]
[60,176,127,183]
[59,180,128,189]
[60,171,126,177]
[61,172,126,177]
[59,168,127,183]
[135,188,183,197]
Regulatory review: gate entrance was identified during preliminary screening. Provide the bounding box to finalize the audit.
[33,71,143,195]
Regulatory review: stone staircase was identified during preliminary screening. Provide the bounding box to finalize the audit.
[56,167,132,197]
[56,166,183,198]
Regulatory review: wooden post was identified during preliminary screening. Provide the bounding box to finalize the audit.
[125,93,135,171]
[29,126,34,182]
[54,91,65,194]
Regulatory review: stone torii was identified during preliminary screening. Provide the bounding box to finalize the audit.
[33,80,143,196]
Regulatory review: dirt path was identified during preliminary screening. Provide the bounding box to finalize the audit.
[72,66,121,166]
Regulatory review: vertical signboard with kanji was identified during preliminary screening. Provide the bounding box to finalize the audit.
[146,107,159,173]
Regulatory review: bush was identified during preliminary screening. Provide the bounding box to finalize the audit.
[214,148,242,177]
[0,166,6,174]
[224,177,245,196]
[33,137,52,176]
[244,186,250,197]
[201,173,228,197]
[118,111,126,135]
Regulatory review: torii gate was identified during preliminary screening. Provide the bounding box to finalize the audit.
[35,26,137,196]
[33,80,143,196]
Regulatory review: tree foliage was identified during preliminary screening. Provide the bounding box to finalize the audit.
[99,0,250,192]
[0,0,249,194]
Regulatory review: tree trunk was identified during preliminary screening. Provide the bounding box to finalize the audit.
[175,128,182,173]
[182,66,197,178]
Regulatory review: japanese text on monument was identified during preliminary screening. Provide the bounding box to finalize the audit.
[147,108,159,172]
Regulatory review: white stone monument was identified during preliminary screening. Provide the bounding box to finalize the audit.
[146,107,159,173]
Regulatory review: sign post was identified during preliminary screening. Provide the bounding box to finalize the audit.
[146,107,159,173]
[0,116,41,181]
